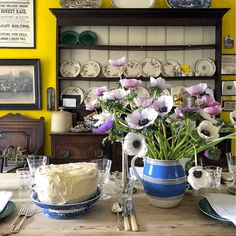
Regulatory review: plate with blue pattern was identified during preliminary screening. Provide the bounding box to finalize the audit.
[167,0,211,8]
[0,201,16,221]
[31,187,101,219]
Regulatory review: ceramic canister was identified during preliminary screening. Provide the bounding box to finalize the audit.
[51,108,72,133]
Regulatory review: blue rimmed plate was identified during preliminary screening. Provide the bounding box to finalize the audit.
[31,187,101,219]
[167,0,211,8]
[0,201,16,221]
[198,197,232,224]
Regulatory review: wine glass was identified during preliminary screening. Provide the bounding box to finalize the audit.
[226,153,236,194]
[91,159,112,200]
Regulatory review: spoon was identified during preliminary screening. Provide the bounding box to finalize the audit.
[111,202,123,230]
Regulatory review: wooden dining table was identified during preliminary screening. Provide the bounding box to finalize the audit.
[0,173,235,236]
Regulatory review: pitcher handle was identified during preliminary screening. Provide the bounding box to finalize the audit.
[131,155,143,185]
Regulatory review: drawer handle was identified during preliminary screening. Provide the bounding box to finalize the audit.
[60,149,70,158]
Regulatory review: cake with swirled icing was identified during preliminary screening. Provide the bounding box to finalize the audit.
[34,162,98,205]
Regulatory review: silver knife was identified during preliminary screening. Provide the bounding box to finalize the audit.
[127,199,138,232]
[122,200,131,231]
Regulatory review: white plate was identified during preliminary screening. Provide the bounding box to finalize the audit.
[141,57,161,77]
[111,0,156,8]
[167,0,211,8]
[161,60,180,77]
[194,58,216,76]
[84,87,97,104]
[80,60,100,78]
[61,86,84,104]
[135,86,150,98]
[102,63,122,78]
[60,0,102,8]
[60,60,81,77]
[123,61,142,78]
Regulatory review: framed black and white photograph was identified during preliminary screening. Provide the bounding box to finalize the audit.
[222,100,236,111]
[0,59,41,110]
[0,0,35,48]
[221,54,236,75]
[222,80,236,96]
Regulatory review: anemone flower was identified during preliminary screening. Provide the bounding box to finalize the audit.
[230,110,236,128]
[120,78,142,89]
[108,56,126,68]
[102,88,130,101]
[93,86,108,96]
[123,132,147,157]
[134,97,153,108]
[85,99,100,111]
[203,105,222,116]
[93,119,114,134]
[185,83,207,96]
[153,95,173,116]
[199,110,217,124]
[126,107,158,130]
[150,76,169,90]
[175,106,199,117]
[204,146,221,160]
[197,120,220,141]
[93,111,113,127]
[187,166,210,190]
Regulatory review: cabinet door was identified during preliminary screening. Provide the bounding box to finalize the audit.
[51,135,110,164]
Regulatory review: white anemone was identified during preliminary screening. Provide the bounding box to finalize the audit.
[230,110,236,128]
[150,77,170,90]
[102,88,130,101]
[187,166,210,190]
[199,110,217,124]
[153,95,173,116]
[123,133,147,157]
[197,120,220,141]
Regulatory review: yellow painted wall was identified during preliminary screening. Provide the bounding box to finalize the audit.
[0,0,235,155]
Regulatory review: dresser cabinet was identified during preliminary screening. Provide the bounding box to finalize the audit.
[50,8,229,170]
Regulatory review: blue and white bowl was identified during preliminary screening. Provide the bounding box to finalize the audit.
[31,187,101,219]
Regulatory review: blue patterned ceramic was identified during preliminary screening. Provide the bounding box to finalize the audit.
[31,187,101,219]
[167,0,211,8]
[131,157,186,208]
[0,201,16,221]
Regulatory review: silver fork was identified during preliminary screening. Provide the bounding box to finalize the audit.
[13,203,35,232]
[11,203,28,229]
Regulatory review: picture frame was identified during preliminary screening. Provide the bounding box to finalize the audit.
[221,54,236,75]
[0,0,35,48]
[222,80,236,96]
[222,100,236,111]
[0,59,41,110]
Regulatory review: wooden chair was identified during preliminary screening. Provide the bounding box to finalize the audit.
[0,113,44,172]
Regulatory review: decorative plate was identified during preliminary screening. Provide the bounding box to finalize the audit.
[161,60,181,77]
[80,60,100,78]
[167,0,211,8]
[84,87,97,104]
[123,61,142,78]
[60,60,81,77]
[111,0,156,8]
[198,198,232,224]
[78,30,97,45]
[194,58,216,76]
[0,201,16,221]
[102,63,122,78]
[61,86,84,104]
[141,57,161,77]
[60,30,79,45]
[31,187,101,219]
[60,0,102,8]
[135,86,150,98]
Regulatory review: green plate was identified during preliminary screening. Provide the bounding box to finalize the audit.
[0,201,16,221]
[60,30,79,45]
[78,30,97,45]
[198,198,232,224]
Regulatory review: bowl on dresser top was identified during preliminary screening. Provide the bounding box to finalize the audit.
[31,187,101,219]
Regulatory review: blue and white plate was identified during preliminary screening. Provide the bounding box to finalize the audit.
[167,0,211,8]
[31,187,101,219]
[0,201,16,221]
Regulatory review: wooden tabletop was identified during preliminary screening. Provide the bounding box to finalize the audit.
[0,173,235,236]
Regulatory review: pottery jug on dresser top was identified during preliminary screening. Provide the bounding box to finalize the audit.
[51,107,72,133]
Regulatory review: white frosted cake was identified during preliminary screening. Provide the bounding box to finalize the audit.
[34,162,98,205]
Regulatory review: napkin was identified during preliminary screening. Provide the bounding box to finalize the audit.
[203,193,236,225]
[0,191,13,214]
